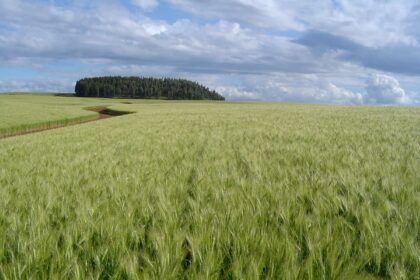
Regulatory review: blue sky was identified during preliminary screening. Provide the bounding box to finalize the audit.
[0,0,419,105]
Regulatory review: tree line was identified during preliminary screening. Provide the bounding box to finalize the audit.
[75,76,225,100]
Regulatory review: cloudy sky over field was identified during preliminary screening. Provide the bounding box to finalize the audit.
[1,0,419,104]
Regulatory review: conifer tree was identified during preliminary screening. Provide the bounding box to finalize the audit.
[75,76,225,101]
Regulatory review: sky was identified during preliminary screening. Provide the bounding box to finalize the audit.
[0,0,420,105]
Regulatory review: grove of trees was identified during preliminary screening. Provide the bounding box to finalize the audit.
[75,76,225,100]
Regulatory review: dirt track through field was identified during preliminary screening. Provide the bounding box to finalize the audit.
[0,106,132,139]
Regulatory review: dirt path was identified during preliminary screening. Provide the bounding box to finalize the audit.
[90,106,114,120]
[0,106,132,139]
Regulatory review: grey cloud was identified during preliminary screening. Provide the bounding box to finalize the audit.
[296,30,361,53]
[0,1,332,76]
[297,30,420,76]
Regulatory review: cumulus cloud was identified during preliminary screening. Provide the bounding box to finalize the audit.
[218,73,415,105]
[364,74,411,105]
[215,75,363,105]
[319,83,363,105]
[216,86,260,100]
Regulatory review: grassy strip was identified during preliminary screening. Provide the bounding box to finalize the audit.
[0,114,99,139]
[0,106,134,138]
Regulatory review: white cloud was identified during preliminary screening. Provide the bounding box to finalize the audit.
[364,74,411,105]
[0,79,74,93]
[0,2,329,76]
[217,73,415,105]
[169,0,419,47]
[213,74,363,105]
[216,86,260,100]
[271,81,363,105]
[168,0,306,31]
[132,0,159,10]
[320,83,363,105]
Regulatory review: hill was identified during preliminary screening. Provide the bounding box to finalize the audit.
[75,76,225,100]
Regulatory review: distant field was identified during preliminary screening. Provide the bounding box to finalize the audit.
[0,94,419,279]
[0,94,128,137]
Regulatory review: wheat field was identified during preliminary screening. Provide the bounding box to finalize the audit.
[0,94,419,279]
